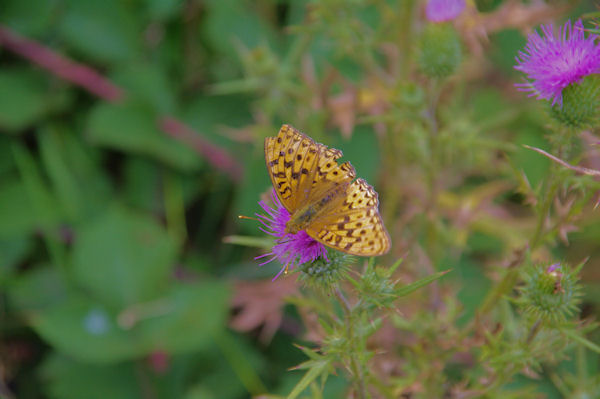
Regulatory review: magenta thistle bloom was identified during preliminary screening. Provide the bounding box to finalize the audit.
[547,263,561,274]
[255,190,328,280]
[425,0,465,23]
[514,19,600,106]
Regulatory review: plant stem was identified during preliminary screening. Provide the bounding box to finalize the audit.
[476,248,525,317]
[526,320,541,344]
[163,170,187,243]
[562,328,600,354]
[531,128,573,249]
[530,176,559,250]
[335,288,368,399]
[214,331,268,395]
[424,79,445,263]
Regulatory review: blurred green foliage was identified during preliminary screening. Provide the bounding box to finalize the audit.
[1,0,600,398]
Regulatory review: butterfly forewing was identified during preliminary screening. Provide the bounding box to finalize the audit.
[265,124,391,256]
[266,125,322,211]
[265,125,302,210]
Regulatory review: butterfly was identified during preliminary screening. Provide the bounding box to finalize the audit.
[264,124,391,256]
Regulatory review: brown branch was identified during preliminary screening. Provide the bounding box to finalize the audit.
[0,25,124,102]
[160,117,243,182]
[523,145,600,177]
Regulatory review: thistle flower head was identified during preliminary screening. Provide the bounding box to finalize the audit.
[255,190,328,280]
[298,250,353,292]
[514,19,600,106]
[519,262,581,324]
[425,0,466,23]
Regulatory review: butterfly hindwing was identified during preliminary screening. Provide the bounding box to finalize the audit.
[305,178,391,256]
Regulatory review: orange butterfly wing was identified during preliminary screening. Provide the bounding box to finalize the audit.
[264,124,391,256]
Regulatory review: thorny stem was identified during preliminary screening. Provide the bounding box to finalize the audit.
[476,248,525,318]
[397,0,417,80]
[335,287,368,399]
[423,79,443,263]
[478,127,572,317]
[531,128,573,249]
[526,319,542,344]
[530,174,560,250]
[335,286,353,313]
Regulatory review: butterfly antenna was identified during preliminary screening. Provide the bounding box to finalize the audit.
[238,215,260,222]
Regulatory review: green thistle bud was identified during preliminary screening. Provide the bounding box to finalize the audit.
[350,258,399,308]
[417,24,462,79]
[519,263,581,324]
[298,250,353,292]
[550,74,600,128]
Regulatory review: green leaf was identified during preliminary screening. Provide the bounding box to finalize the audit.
[0,136,15,177]
[293,344,325,362]
[122,156,163,213]
[394,270,450,297]
[0,236,31,284]
[10,143,66,268]
[213,331,268,396]
[86,102,201,171]
[202,0,278,62]
[0,0,56,36]
[32,294,144,362]
[72,205,178,308]
[58,0,141,64]
[183,94,253,145]
[511,125,550,188]
[0,178,43,237]
[0,69,48,132]
[30,281,228,362]
[40,354,141,399]
[7,265,68,312]
[144,0,182,20]
[286,359,332,399]
[561,328,600,355]
[489,29,526,75]
[234,149,271,235]
[329,56,363,83]
[331,125,380,184]
[37,125,113,220]
[137,281,230,354]
[11,143,63,230]
[38,128,85,222]
[184,385,218,399]
[111,63,176,114]
[222,235,273,248]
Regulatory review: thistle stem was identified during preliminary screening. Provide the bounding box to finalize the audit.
[530,176,559,250]
[335,287,368,399]
[526,320,542,344]
[531,128,572,249]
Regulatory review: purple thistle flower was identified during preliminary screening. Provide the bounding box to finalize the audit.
[547,263,561,274]
[425,0,465,23]
[255,190,328,280]
[514,19,600,106]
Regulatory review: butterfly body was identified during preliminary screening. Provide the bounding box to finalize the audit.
[265,124,391,256]
[286,183,348,234]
